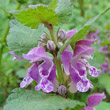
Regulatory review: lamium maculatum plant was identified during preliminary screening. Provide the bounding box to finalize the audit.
[4,0,110,110]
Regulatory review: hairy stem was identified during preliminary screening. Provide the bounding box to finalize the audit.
[49,27,56,44]
[44,22,57,45]
[54,56,64,84]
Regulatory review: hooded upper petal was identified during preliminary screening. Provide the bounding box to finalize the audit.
[87,93,106,107]
[22,46,52,62]
[76,40,94,47]
[73,45,94,58]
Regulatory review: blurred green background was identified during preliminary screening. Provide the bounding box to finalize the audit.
[0,0,110,109]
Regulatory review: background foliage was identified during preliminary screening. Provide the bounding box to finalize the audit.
[0,0,110,110]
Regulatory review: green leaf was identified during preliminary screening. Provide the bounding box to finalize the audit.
[58,7,110,56]
[96,101,110,110]
[4,88,85,110]
[7,20,49,56]
[15,5,59,29]
[98,74,110,94]
[55,0,73,23]
[48,0,58,10]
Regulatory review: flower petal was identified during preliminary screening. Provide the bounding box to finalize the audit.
[88,93,106,107]
[76,78,93,92]
[35,78,54,93]
[28,63,41,83]
[69,64,81,83]
[20,63,40,88]
[74,45,94,57]
[76,61,86,76]
[38,61,53,78]
[20,75,33,88]
[61,50,73,75]
[48,64,56,82]
[23,46,52,62]
[88,66,101,77]
[67,29,77,39]
[76,40,94,46]
[9,51,22,60]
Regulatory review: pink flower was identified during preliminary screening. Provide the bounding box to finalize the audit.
[10,47,56,93]
[61,30,101,92]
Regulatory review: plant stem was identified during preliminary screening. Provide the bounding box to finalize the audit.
[1,24,10,42]
[46,23,64,83]
[78,0,85,17]
[0,24,9,65]
[16,2,21,10]
[43,22,57,45]
[49,28,56,45]
[0,46,3,65]
[54,56,64,84]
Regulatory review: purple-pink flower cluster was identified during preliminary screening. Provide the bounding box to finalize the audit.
[9,29,101,93]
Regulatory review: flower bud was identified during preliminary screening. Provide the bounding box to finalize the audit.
[58,85,67,95]
[38,42,45,47]
[47,40,56,50]
[58,30,67,41]
[41,34,47,40]
[57,42,63,49]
